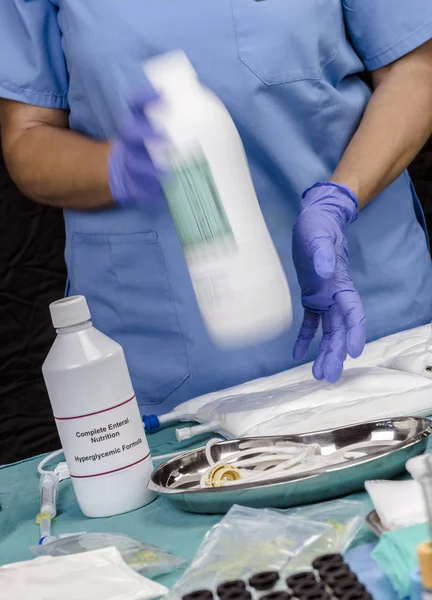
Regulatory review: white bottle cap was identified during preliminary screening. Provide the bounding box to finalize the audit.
[143,50,198,94]
[49,296,91,329]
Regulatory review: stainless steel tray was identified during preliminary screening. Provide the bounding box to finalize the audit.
[150,417,431,514]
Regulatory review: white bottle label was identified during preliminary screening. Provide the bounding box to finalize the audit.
[162,146,239,309]
[162,147,237,255]
[54,395,150,478]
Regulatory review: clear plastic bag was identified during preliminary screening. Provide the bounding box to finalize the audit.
[1,547,168,600]
[30,532,185,578]
[169,505,330,598]
[280,499,369,574]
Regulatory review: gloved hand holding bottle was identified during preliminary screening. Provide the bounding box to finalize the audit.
[292,182,366,384]
[108,88,165,206]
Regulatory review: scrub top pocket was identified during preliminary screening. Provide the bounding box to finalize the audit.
[230,0,336,85]
[68,232,190,406]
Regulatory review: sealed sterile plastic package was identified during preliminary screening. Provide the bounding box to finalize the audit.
[280,499,369,574]
[30,532,185,578]
[188,367,432,439]
[168,505,330,598]
[0,546,168,600]
[245,379,432,438]
[162,324,432,430]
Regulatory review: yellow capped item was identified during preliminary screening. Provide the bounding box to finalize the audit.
[206,464,242,487]
[36,511,52,524]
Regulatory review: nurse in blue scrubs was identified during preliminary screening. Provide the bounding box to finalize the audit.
[1,1,432,415]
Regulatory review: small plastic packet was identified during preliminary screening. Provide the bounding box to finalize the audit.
[280,499,369,574]
[168,504,330,598]
[1,547,168,600]
[30,532,185,578]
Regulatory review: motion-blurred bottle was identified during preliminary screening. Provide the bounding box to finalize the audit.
[42,295,155,518]
[143,51,292,347]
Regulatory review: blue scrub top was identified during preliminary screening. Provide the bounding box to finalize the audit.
[1,1,432,415]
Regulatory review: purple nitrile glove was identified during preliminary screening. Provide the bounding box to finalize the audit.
[109,88,165,206]
[292,182,366,383]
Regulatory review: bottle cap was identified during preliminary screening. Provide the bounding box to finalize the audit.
[417,541,432,589]
[49,296,91,329]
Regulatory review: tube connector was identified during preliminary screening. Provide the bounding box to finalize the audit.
[176,427,192,442]
[143,414,161,433]
[176,421,218,442]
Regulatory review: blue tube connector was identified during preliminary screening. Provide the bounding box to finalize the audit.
[143,414,160,433]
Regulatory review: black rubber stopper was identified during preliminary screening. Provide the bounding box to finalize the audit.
[299,594,330,600]
[340,592,372,600]
[333,581,366,598]
[286,572,318,589]
[217,581,246,598]
[322,569,358,588]
[219,591,251,600]
[183,590,214,600]
[289,582,325,597]
[261,592,292,600]
[318,562,352,581]
[312,554,344,571]
[249,571,280,591]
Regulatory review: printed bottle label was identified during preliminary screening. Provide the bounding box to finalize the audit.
[54,396,150,478]
[162,148,236,253]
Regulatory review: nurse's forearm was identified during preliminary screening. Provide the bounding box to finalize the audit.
[1,100,113,209]
[331,39,432,209]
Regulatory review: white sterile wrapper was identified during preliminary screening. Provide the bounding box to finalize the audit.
[383,341,432,379]
[199,367,432,438]
[169,324,432,424]
[0,547,168,600]
[365,479,427,530]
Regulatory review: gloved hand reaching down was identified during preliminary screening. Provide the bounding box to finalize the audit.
[292,182,366,384]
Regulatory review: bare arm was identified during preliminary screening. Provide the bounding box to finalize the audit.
[0,100,113,209]
[331,38,432,208]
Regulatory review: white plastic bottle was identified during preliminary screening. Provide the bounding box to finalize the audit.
[143,51,292,348]
[42,296,155,518]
